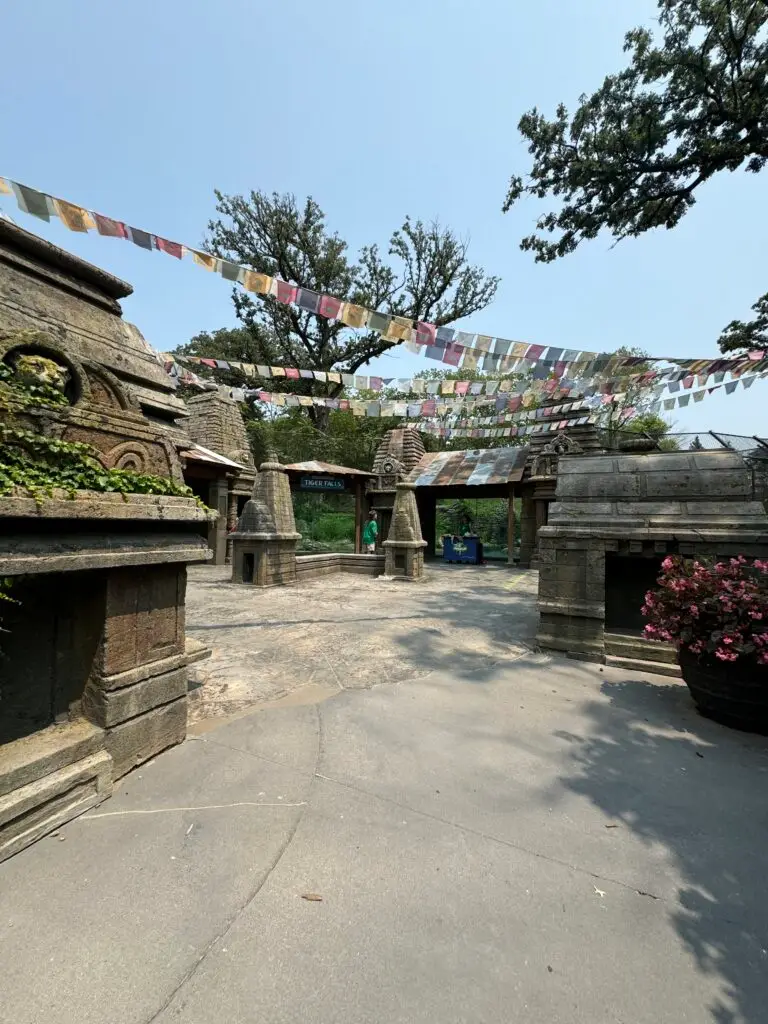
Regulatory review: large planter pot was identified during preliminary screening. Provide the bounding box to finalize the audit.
[679,648,768,734]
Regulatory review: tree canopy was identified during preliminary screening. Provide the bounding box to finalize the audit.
[502,0,768,352]
[184,192,498,397]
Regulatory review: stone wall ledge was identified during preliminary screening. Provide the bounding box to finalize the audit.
[0,533,211,575]
[0,491,215,523]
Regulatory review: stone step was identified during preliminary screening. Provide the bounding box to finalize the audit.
[0,718,105,799]
[604,654,682,679]
[604,632,678,664]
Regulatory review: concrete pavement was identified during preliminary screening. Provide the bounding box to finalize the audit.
[2,571,768,1023]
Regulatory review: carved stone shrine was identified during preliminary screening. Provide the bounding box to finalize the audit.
[0,221,212,862]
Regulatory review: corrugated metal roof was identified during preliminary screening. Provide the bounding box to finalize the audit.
[180,444,246,470]
[282,461,374,477]
[410,446,529,488]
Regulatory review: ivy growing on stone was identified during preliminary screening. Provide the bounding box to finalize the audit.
[0,358,197,503]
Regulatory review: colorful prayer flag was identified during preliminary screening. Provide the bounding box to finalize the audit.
[54,199,95,232]
[276,281,298,304]
[128,227,154,250]
[367,311,391,334]
[297,288,320,313]
[340,302,369,328]
[0,177,11,194]
[94,212,128,238]
[155,236,183,258]
[220,260,241,281]
[12,183,51,221]
[319,294,342,319]
[192,250,218,271]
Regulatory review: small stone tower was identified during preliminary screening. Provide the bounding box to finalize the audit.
[382,481,427,581]
[230,460,301,586]
[369,427,427,544]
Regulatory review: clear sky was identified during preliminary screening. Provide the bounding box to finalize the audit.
[1,0,766,437]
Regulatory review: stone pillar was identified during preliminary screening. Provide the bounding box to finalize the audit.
[230,462,301,587]
[382,482,427,581]
[82,564,189,778]
[507,493,517,565]
[206,477,229,566]
[225,490,238,564]
[518,492,536,568]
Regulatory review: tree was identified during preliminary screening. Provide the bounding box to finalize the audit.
[187,191,499,425]
[592,346,674,443]
[502,0,768,353]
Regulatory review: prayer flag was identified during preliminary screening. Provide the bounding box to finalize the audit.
[54,199,95,232]
[297,288,321,313]
[128,227,154,250]
[154,236,183,259]
[285,368,300,379]
[319,294,342,319]
[367,311,391,334]
[219,260,240,281]
[94,212,128,238]
[340,302,369,328]
[415,321,436,345]
[13,182,51,221]
[327,372,341,384]
[276,281,298,304]
[462,348,480,371]
[443,342,464,367]
[242,271,273,294]
[0,177,11,194]
[192,250,218,271]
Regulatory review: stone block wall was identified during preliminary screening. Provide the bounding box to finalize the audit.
[536,450,768,663]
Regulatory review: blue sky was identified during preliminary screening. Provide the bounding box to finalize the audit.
[1,0,766,436]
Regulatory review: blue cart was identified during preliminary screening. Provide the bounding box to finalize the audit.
[442,535,483,564]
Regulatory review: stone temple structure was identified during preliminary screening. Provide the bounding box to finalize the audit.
[230,460,302,586]
[536,448,768,673]
[382,481,427,580]
[181,390,257,565]
[0,220,212,862]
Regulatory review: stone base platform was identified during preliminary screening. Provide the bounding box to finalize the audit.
[0,720,112,864]
[295,553,385,582]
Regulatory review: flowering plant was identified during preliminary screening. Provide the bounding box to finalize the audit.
[642,555,768,665]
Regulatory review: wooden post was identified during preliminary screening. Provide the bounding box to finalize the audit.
[507,490,516,565]
[354,478,363,553]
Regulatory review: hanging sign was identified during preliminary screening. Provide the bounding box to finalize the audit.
[298,474,346,492]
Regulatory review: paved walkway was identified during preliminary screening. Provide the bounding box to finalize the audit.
[185,563,542,722]
[2,568,768,1023]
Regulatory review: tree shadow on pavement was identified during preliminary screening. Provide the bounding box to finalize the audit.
[557,677,768,1024]
[385,568,542,684]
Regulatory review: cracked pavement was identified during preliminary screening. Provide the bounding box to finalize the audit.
[2,566,768,1023]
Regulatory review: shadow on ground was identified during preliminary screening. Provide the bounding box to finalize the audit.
[557,677,768,1024]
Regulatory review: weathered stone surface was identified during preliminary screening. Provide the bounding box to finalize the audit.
[537,448,768,663]
[0,220,183,421]
[0,750,112,863]
[106,699,187,779]
[383,482,427,580]
[0,719,105,798]
[296,554,385,581]
[0,532,210,576]
[185,392,255,468]
[83,668,187,729]
[0,223,203,856]
[0,492,213,522]
[95,566,186,678]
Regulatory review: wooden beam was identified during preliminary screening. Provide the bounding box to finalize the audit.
[354,479,363,554]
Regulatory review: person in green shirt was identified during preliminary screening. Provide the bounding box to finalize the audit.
[362,510,378,553]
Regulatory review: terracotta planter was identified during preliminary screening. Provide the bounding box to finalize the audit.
[679,647,768,734]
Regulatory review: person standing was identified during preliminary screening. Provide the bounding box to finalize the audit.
[363,510,378,553]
